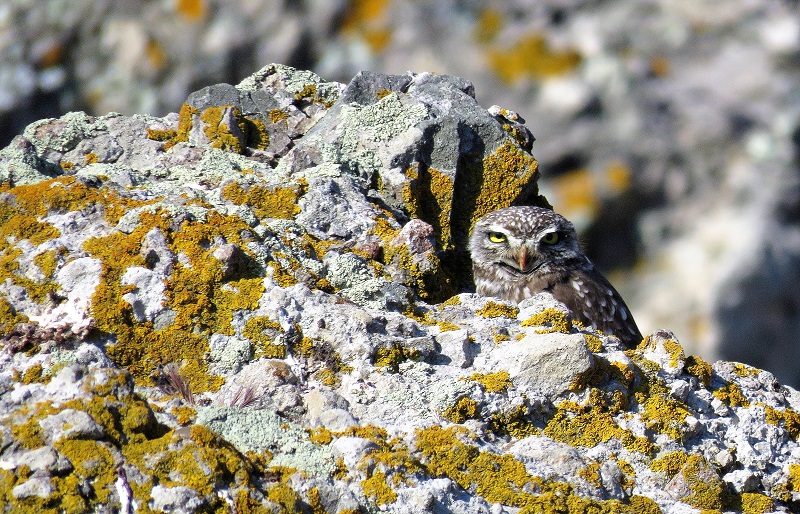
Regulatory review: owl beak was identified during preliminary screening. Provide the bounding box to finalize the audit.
[518,246,529,271]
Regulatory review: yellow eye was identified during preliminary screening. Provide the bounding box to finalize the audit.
[541,232,560,245]
[488,232,507,243]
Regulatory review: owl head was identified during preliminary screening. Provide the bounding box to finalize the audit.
[469,206,588,278]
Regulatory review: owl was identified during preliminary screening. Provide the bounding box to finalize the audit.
[469,206,643,348]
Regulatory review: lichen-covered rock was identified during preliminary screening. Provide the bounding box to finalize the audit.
[1,64,800,513]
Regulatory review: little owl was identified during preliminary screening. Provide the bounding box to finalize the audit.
[469,206,642,348]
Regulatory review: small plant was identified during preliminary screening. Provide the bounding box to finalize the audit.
[158,363,196,405]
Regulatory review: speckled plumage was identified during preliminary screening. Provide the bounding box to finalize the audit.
[469,206,642,347]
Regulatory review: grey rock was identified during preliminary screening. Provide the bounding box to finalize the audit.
[196,406,335,477]
[39,408,105,443]
[121,266,167,323]
[723,469,761,493]
[477,332,594,399]
[435,329,478,368]
[12,475,55,499]
[149,485,204,513]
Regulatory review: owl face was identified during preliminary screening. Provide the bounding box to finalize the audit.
[469,206,587,279]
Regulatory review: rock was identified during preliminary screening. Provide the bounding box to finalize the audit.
[11,475,55,500]
[38,408,105,444]
[1,63,800,513]
[477,332,594,399]
[121,266,167,322]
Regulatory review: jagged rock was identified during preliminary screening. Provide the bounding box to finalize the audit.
[1,64,799,513]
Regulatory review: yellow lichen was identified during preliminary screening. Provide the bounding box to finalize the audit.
[20,363,45,384]
[373,344,419,373]
[476,301,519,319]
[340,0,393,53]
[198,106,269,153]
[649,450,688,478]
[640,393,692,442]
[488,404,539,439]
[577,461,603,488]
[443,397,480,424]
[733,363,761,377]
[713,381,750,408]
[171,405,197,426]
[739,492,775,514]
[222,181,302,220]
[488,33,581,84]
[764,405,800,440]
[493,332,510,344]
[465,371,512,393]
[402,165,455,249]
[544,399,656,455]
[269,109,289,123]
[82,208,261,390]
[584,334,604,353]
[788,463,800,492]
[685,355,713,387]
[416,425,659,513]
[474,8,503,44]
[242,316,287,359]
[521,308,571,334]
[678,455,724,510]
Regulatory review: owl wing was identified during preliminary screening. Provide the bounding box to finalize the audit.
[549,268,643,348]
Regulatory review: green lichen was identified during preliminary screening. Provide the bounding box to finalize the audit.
[476,301,518,319]
[521,308,571,334]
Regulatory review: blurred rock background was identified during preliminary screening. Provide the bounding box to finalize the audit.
[2,0,800,386]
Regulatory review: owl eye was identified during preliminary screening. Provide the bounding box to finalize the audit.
[541,232,560,245]
[488,232,507,243]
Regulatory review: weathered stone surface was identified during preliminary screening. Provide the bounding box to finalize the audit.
[1,64,800,513]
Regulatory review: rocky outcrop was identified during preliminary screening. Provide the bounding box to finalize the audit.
[1,65,799,513]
